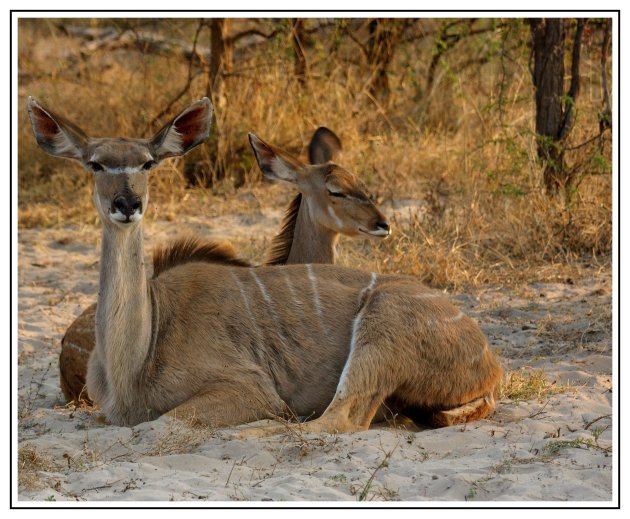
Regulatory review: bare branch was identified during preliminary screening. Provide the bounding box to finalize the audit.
[149,19,207,128]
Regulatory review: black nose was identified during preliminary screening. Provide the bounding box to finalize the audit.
[112,195,142,218]
[376,221,390,233]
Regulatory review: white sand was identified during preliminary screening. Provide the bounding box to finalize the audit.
[16,209,613,503]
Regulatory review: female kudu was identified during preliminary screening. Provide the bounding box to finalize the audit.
[58,127,389,403]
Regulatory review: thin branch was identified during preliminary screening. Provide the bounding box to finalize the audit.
[149,19,207,128]
[226,27,282,46]
[344,24,369,59]
[599,18,612,132]
[559,19,587,141]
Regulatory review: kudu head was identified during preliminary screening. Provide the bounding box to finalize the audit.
[28,97,213,229]
[249,131,390,239]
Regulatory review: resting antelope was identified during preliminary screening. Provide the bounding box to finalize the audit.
[29,96,502,431]
[58,127,390,403]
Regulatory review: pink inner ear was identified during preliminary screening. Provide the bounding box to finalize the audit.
[33,106,61,139]
[174,106,208,149]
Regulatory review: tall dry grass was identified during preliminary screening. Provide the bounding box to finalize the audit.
[17,18,612,289]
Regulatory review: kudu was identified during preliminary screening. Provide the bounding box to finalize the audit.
[30,97,502,432]
[262,127,390,265]
[58,127,390,403]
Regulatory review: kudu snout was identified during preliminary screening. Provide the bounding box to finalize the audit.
[111,193,142,222]
[375,220,390,235]
[364,205,391,237]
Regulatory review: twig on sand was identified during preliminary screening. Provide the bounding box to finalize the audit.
[583,414,612,430]
[357,438,400,501]
[528,400,551,419]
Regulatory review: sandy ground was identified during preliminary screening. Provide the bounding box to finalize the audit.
[16,206,613,503]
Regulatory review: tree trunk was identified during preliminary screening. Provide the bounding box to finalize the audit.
[291,19,307,86]
[529,18,566,193]
[367,19,403,99]
[529,18,587,193]
[184,18,232,187]
[599,18,612,135]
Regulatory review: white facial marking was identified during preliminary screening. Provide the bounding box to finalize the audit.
[327,205,344,229]
[365,228,390,237]
[109,210,142,224]
[105,166,143,175]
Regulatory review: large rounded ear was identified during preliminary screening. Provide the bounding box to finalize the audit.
[248,133,304,184]
[27,97,88,161]
[308,127,342,164]
[150,97,213,161]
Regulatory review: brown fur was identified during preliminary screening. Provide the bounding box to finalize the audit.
[251,132,390,265]
[152,236,250,278]
[59,304,96,403]
[58,237,249,402]
[58,127,386,403]
[32,98,502,434]
[265,193,302,266]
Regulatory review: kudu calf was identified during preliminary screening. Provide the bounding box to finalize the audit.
[30,97,501,432]
[58,127,390,403]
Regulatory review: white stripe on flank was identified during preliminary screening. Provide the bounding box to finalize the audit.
[282,269,298,302]
[63,341,91,355]
[230,271,263,341]
[445,310,465,322]
[333,308,364,400]
[414,292,442,299]
[357,272,378,305]
[306,264,330,342]
[249,270,290,347]
[250,270,273,306]
[306,264,324,320]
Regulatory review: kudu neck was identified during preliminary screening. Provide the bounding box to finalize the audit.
[287,199,339,264]
[96,222,153,397]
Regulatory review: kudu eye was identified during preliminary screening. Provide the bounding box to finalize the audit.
[142,160,157,171]
[327,189,345,198]
[87,161,104,172]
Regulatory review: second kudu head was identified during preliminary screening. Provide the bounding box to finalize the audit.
[28,97,213,228]
[249,130,391,239]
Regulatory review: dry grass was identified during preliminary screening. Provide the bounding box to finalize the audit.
[18,444,57,490]
[144,417,215,457]
[17,18,612,289]
[499,367,579,403]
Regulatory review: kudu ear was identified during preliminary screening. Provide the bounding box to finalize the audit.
[248,133,304,184]
[150,97,213,161]
[27,97,88,161]
[308,127,342,165]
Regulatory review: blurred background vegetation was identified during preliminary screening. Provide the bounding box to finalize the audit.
[17,17,612,289]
